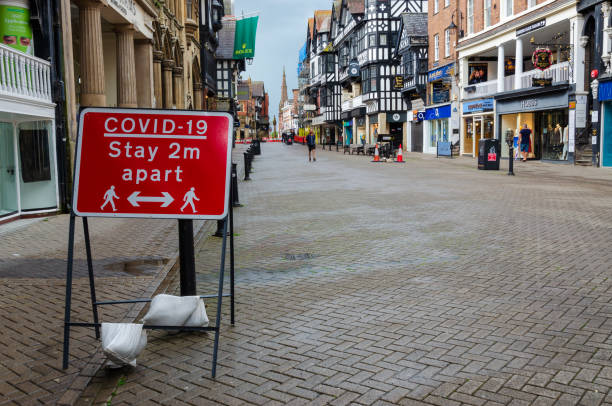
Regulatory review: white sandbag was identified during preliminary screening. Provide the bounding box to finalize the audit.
[101,323,147,367]
[184,299,209,327]
[142,294,199,326]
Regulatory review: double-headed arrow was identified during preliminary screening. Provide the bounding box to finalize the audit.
[128,191,174,207]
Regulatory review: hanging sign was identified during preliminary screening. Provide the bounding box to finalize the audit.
[73,108,233,220]
[393,76,404,89]
[532,48,552,71]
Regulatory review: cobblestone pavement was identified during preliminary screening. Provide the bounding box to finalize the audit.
[0,205,206,405]
[81,143,612,405]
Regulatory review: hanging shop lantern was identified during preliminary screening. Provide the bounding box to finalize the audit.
[532,48,553,71]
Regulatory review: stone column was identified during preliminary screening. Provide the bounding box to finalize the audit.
[162,60,174,109]
[153,51,163,108]
[193,83,203,110]
[571,15,586,91]
[78,0,106,106]
[135,40,153,108]
[602,2,611,73]
[497,44,505,93]
[115,25,138,108]
[173,67,184,109]
[515,38,523,90]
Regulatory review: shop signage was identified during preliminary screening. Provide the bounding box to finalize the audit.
[356,117,366,126]
[349,60,360,77]
[437,141,452,157]
[520,99,538,109]
[532,48,553,71]
[73,108,232,220]
[516,19,546,37]
[532,78,552,87]
[414,111,425,121]
[575,95,587,128]
[387,112,407,122]
[463,99,494,114]
[304,104,317,111]
[427,63,454,82]
[598,81,612,101]
[425,104,451,120]
[393,76,404,89]
[569,101,576,109]
[496,92,568,114]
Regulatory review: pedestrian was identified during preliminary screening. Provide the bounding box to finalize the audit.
[306,130,316,162]
[519,123,531,162]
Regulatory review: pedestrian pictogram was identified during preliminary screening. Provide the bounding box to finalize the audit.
[181,187,200,213]
[101,186,119,211]
[73,108,233,220]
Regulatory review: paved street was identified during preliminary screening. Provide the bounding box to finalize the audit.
[0,211,206,405]
[79,143,612,405]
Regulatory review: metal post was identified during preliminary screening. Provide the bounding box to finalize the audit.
[62,213,76,369]
[82,217,100,338]
[211,217,229,378]
[213,219,227,237]
[231,162,241,207]
[229,183,235,325]
[178,219,196,296]
[508,146,515,176]
[244,152,251,181]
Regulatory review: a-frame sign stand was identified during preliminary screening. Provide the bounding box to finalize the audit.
[62,108,236,378]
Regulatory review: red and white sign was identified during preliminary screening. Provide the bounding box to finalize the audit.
[73,108,233,220]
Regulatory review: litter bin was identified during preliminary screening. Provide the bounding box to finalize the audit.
[478,138,501,170]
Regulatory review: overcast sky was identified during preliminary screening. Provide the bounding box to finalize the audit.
[233,0,333,124]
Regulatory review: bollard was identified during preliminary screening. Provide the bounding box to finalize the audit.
[213,219,226,237]
[232,163,242,206]
[508,146,515,176]
[243,152,251,181]
[253,140,261,155]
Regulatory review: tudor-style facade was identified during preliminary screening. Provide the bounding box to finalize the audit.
[396,8,428,152]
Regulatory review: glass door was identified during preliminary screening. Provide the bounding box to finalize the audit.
[0,122,18,216]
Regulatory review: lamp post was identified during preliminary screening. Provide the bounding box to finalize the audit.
[505,128,514,176]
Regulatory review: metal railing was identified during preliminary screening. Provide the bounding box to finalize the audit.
[461,61,572,100]
[0,44,52,103]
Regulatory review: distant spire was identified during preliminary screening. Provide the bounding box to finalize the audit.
[280,66,288,108]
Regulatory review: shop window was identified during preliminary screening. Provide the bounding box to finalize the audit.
[19,128,50,183]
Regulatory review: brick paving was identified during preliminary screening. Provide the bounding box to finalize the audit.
[0,205,207,405]
[27,143,612,405]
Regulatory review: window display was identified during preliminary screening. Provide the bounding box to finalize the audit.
[539,110,568,161]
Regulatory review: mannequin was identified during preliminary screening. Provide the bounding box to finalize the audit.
[562,125,568,160]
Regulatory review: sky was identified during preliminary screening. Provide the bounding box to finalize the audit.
[233,0,333,124]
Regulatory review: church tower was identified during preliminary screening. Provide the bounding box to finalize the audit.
[280,66,288,110]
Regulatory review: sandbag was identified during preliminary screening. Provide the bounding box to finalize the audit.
[101,323,147,367]
[184,298,209,327]
[142,294,203,326]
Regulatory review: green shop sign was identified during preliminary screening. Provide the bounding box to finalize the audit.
[233,16,258,59]
[0,4,33,54]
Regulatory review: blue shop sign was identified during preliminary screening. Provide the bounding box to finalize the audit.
[599,81,612,101]
[427,63,454,82]
[463,98,494,113]
[425,104,451,120]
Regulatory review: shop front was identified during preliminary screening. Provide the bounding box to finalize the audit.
[599,80,612,167]
[423,104,451,154]
[495,87,570,162]
[368,114,378,144]
[0,119,59,220]
[342,114,353,145]
[387,112,407,149]
[462,98,495,157]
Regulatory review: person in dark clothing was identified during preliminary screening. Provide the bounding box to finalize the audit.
[519,124,532,162]
[306,130,316,162]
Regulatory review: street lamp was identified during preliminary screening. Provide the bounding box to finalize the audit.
[505,128,514,176]
[211,0,224,32]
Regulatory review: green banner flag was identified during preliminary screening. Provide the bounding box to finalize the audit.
[233,16,258,59]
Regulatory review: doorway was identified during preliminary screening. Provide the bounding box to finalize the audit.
[411,122,423,152]
[0,122,18,216]
[389,123,403,149]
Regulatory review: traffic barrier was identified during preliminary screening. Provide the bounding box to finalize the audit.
[395,144,405,163]
[372,144,381,162]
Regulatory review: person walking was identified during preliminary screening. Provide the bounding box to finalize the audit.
[519,124,532,162]
[306,130,316,162]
